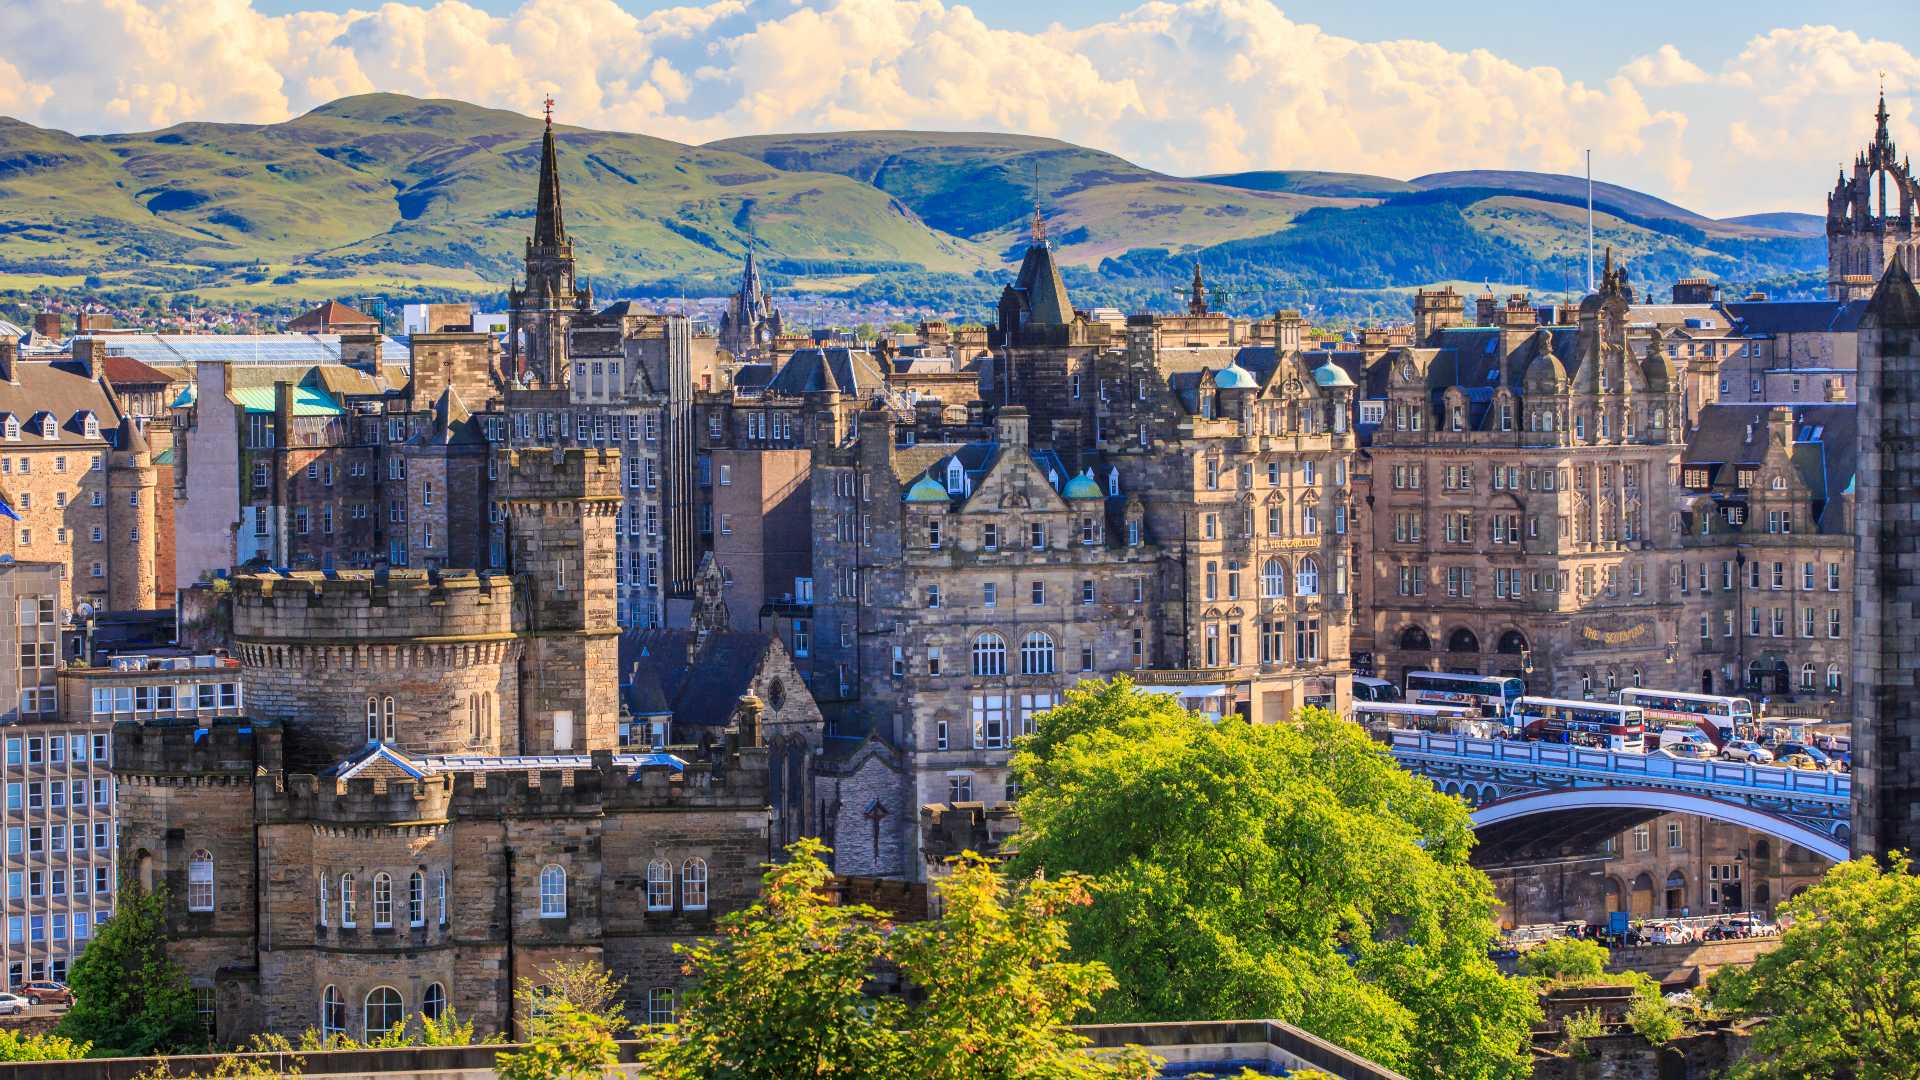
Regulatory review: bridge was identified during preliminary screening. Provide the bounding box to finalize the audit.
[1380,729,1852,863]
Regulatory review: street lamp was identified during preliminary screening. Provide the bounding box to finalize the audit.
[1520,649,1535,676]
[1664,638,1679,664]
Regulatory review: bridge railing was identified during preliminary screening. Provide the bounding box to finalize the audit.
[1383,730,1850,801]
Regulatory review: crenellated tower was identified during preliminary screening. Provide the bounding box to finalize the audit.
[1828,90,1920,300]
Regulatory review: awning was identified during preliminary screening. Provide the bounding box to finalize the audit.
[1139,684,1228,699]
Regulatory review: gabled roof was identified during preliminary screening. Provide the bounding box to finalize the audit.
[764,348,885,397]
[328,741,428,782]
[620,629,783,728]
[1724,299,1869,335]
[99,355,175,388]
[287,300,379,332]
[0,360,120,445]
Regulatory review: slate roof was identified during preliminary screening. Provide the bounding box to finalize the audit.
[1724,300,1869,335]
[763,348,886,397]
[1009,243,1074,327]
[1684,402,1857,532]
[0,360,121,444]
[620,629,781,728]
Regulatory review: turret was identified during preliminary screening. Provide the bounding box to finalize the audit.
[106,416,158,610]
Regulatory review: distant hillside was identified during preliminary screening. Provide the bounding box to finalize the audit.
[0,94,1828,319]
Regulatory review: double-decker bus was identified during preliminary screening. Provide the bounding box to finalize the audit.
[1352,701,1489,736]
[1509,697,1646,753]
[1616,689,1753,747]
[1403,671,1525,719]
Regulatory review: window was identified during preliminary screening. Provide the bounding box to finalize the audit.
[647,859,672,911]
[983,583,997,608]
[1667,822,1683,850]
[539,864,567,918]
[1262,558,1286,598]
[1020,632,1056,675]
[321,986,347,1039]
[1830,608,1843,638]
[187,850,214,912]
[340,874,357,927]
[682,858,708,910]
[408,871,425,927]
[422,983,447,1022]
[972,633,1007,676]
[1296,557,1319,596]
[364,988,404,1040]
[1030,580,1045,605]
[948,774,974,802]
[1633,826,1650,853]
[372,873,394,928]
[1029,523,1046,550]
[648,988,676,1026]
[1827,663,1844,692]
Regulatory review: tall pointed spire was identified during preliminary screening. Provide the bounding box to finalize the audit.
[534,95,565,250]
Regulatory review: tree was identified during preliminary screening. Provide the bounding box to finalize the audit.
[1516,938,1611,983]
[59,884,205,1056]
[495,1002,618,1080]
[0,1029,90,1061]
[516,958,625,1038]
[1710,853,1920,1079]
[1009,680,1539,1080]
[640,837,904,1080]
[891,855,1155,1080]
[642,840,1154,1080]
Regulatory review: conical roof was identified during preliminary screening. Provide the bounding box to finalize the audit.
[533,111,565,250]
[1013,242,1073,327]
[1865,258,1920,329]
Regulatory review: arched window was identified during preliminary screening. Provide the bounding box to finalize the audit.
[1447,628,1480,654]
[469,694,482,744]
[318,875,330,926]
[381,696,396,741]
[363,987,404,1039]
[422,983,447,1022]
[1296,557,1319,596]
[1631,666,1643,687]
[945,459,964,495]
[187,849,214,912]
[320,986,346,1039]
[339,873,357,927]
[435,870,449,925]
[1754,838,1771,861]
[971,633,1007,676]
[366,697,380,742]
[1019,632,1055,675]
[539,864,567,918]
[372,872,393,928]
[1826,663,1843,692]
[648,987,676,1026]
[408,871,425,927]
[682,858,709,911]
[646,859,673,911]
[1261,558,1286,598]
[1398,626,1431,651]
[1605,669,1618,692]
[1496,630,1527,655]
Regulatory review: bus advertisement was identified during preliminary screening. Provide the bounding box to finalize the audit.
[1616,689,1753,747]
[1403,671,1525,718]
[1509,697,1646,754]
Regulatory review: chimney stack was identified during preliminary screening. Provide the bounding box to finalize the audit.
[32,313,62,339]
[70,338,107,380]
[1825,376,1847,402]
[0,337,15,386]
[994,405,1030,448]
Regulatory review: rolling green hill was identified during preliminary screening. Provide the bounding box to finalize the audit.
[0,94,1827,319]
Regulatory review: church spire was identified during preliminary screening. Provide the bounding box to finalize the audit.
[1188,263,1209,316]
[534,96,565,251]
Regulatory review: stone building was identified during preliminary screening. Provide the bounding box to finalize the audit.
[114,447,796,1043]
[0,338,160,613]
[1852,261,1920,859]
[506,106,591,388]
[1826,91,1920,301]
[716,243,782,360]
[1362,258,1688,695]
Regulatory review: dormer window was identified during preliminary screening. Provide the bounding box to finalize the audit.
[945,459,965,495]
[2,417,16,441]
[1108,468,1120,497]
[80,413,98,439]
[37,415,55,439]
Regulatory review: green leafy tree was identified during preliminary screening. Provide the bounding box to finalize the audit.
[516,958,626,1039]
[0,1029,90,1061]
[59,884,205,1056]
[1626,985,1683,1046]
[1516,938,1611,983]
[496,1001,619,1080]
[1710,853,1920,1079]
[640,837,904,1080]
[1009,680,1539,1080]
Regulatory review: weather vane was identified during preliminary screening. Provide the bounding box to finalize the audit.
[543,95,555,124]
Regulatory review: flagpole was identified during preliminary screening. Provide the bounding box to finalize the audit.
[1586,149,1595,294]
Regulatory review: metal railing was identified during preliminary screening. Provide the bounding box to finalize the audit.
[1384,729,1850,801]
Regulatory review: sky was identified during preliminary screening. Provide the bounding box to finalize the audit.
[3,0,1918,217]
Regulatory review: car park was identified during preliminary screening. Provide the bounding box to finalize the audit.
[1720,739,1774,764]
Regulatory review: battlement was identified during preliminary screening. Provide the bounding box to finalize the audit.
[266,745,770,826]
[229,568,515,644]
[114,717,276,778]
[498,446,622,502]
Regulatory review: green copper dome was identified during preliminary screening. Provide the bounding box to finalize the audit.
[1213,363,1257,389]
[1062,471,1104,500]
[1312,363,1355,388]
[905,474,950,502]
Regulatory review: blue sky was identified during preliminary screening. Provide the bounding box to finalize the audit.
[6,0,1919,215]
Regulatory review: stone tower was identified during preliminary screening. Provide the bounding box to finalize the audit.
[1827,91,1920,301]
[500,446,620,752]
[105,415,157,611]
[1188,263,1208,316]
[1851,260,1920,858]
[506,102,589,388]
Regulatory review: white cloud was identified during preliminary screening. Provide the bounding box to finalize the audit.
[0,0,1912,216]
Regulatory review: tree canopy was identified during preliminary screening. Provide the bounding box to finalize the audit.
[59,884,204,1056]
[1711,853,1920,1079]
[1008,679,1539,1080]
[640,838,1153,1080]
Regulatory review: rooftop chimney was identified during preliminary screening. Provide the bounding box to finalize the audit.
[0,337,15,386]
[1825,376,1847,402]
[70,338,107,380]
[994,405,1030,448]
[32,313,62,339]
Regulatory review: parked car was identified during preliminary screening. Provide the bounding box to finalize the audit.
[1643,921,1695,945]
[0,993,29,1015]
[1660,741,1716,761]
[1720,739,1774,764]
[1778,752,1821,770]
[22,981,70,1006]
[1768,741,1831,768]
